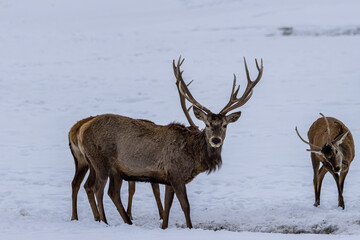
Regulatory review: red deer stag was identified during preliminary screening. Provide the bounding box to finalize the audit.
[295,113,355,209]
[75,56,263,228]
[69,118,164,222]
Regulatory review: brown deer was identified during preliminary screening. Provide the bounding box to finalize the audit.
[69,117,164,222]
[295,113,355,209]
[74,56,263,228]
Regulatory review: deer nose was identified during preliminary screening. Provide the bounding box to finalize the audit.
[334,167,340,172]
[211,137,222,145]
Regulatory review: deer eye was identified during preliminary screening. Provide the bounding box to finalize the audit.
[223,124,227,128]
[206,124,210,128]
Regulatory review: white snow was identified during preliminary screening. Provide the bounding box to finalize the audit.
[1,0,360,239]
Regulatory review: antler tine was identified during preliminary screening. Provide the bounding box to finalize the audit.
[219,57,263,114]
[295,127,322,150]
[173,56,211,128]
[173,58,197,128]
[319,113,331,142]
[177,81,211,114]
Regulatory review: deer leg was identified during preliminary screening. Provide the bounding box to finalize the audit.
[171,182,192,229]
[151,183,164,219]
[161,185,174,229]
[126,181,135,220]
[328,171,344,209]
[108,173,132,225]
[71,157,89,221]
[315,165,328,207]
[94,175,108,224]
[311,153,320,207]
[339,169,349,194]
[338,169,349,209]
[83,165,100,221]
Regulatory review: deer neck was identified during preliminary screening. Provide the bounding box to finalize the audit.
[192,130,223,174]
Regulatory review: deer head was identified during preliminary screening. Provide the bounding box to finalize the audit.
[296,113,349,173]
[173,56,263,148]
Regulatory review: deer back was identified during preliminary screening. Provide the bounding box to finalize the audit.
[308,117,355,164]
[76,114,212,184]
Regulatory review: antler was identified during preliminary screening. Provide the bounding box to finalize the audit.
[319,113,331,143]
[219,57,263,114]
[173,56,210,128]
[295,126,322,151]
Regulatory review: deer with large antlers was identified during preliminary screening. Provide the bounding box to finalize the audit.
[296,113,355,209]
[71,56,263,228]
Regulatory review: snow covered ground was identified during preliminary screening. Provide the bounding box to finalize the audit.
[1,0,360,239]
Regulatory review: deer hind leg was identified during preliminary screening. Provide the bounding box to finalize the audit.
[94,173,108,224]
[311,153,321,207]
[151,183,164,220]
[161,185,174,229]
[70,150,89,221]
[171,182,192,229]
[126,181,135,220]
[83,165,100,221]
[108,173,132,225]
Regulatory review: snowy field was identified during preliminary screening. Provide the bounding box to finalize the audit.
[1,0,360,239]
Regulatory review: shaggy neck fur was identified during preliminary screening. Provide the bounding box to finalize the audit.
[189,129,223,174]
[168,123,223,174]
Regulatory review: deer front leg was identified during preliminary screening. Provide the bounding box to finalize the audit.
[151,183,164,219]
[161,185,174,229]
[315,165,328,207]
[339,169,349,195]
[329,171,345,209]
[337,169,349,209]
[171,182,192,229]
[311,153,320,207]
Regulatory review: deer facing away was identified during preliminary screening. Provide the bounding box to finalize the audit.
[73,57,263,228]
[296,113,355,209]
[69,117,164,223]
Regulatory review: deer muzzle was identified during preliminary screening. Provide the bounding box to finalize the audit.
[209,137,222,148]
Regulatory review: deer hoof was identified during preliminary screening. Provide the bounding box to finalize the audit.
[126,211,133,220]
[313,201,320,207]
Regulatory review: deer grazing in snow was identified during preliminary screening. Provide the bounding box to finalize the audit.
[296,113,355,209]
[69,118,164,222]
[72,56,263,228]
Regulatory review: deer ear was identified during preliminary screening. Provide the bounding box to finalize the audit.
[226,111,241,123]
[334,131,349,146]
[193,106,207,122]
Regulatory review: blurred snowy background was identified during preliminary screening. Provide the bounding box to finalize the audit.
[1,0,360,239]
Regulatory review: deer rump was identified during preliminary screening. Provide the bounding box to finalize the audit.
[69,115,165,224]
